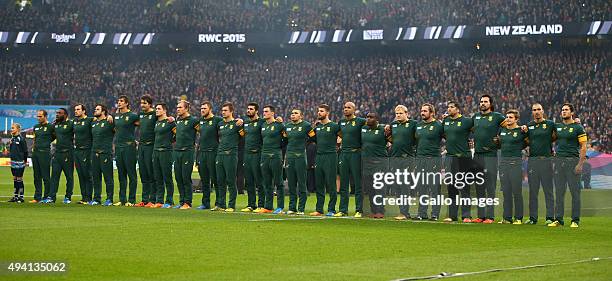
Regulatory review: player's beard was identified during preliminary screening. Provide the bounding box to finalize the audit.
[317,114,326,120]
[479,105,489,112]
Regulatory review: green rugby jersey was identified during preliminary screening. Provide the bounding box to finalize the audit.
[153,118,175,151]
[174,115,199,151]
[390,119,417,157]
[415,119,443,157]
[244,118,265,153]
[315,121,340,154]
[217,119,244,155]
[361,124,388,157]
[33,122,55,152]
[73,116,94,149]
[138,110,156,145]
[53,119,74,152]
[198,115,224,152]
[555,122,587,157]
[91,118,114,154]
[285,120,313,158]
[340,116,366,152]
[113,110,139,147]
[443,114,473,157]
[499,127,527,158]
[261,120,286,157]
[472,111,505,155]
[527,119,555,157]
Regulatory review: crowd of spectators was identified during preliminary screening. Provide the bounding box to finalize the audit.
[1,0,610,33]
[1,46,609,152]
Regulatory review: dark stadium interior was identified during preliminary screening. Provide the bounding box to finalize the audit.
[1,0,610,32]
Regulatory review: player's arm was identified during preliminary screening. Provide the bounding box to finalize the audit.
[576,133,588,174]
[307,127,316,143]
[238,122,245,137]
[50,125,56,142]
[20,135,28,162]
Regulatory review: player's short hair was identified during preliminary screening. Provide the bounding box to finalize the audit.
[38,109,48,117]
[421,103,435,114]
[178,100,190,110]
[95,104,108,116]
[447,101,461,111]
[74,103,86,112]
[201,101,212,109]
[291,108,302,115]
[222,102,234,112]
[506,109,519,119]
[118,95,130,108]
[13,123,21,130]
[395,105,408,113]
[318,104,330,112]
[140,95,153,105]
[58,108,68,115]
[263,105,276,113]
[562,102,575,113]
[156,103,168,112]
[247,102,259,111]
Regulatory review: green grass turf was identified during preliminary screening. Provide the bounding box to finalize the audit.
[1,167,611,280]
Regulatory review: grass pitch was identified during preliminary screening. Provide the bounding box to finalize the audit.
[1,167,611,281]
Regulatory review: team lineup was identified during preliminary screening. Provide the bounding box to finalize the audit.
[6,94,587,228]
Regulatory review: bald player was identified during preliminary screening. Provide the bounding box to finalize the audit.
[337,102,367,217]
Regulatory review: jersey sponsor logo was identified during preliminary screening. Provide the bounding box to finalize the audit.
[417,126,422,130]
[140,115,144,118]
[501,132,507,135]
[286,128,292,131]
[392,124,398,128]
[529,126,535,130]
[361,129,367,132]
[475,116,481,120]
[444,122,450,125]
[316,128,320,131]
[115,116,119,119]
[557,128,562,131]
